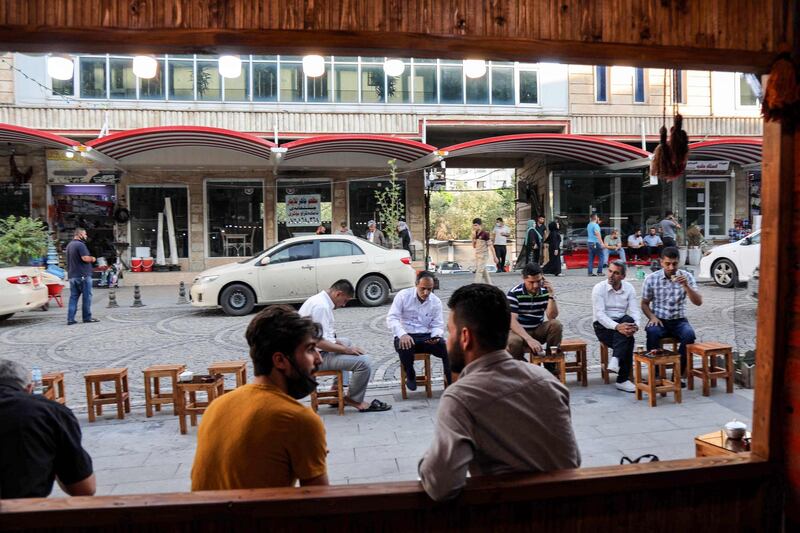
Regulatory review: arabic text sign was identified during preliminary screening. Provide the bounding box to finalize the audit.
[286,194,321,227]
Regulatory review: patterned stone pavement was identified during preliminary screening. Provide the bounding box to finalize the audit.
[0,268,758,495]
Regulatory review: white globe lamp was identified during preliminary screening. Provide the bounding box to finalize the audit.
[132,56,158,79]
[218,55,242,78]
[383,59,405,77]
[464,59,487,79]
[47,56,74,81]
[302,55,325,78]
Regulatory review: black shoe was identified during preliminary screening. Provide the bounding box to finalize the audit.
[405,375,417,391]
[67,321,77,326]
[84,318,100,323]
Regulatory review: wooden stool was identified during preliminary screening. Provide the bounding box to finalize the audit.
[42,372,66,405]
[207,360,247,393]
[310,370,345,415]
[686,342,734,396]
[633,351,682,407]
[560,339,588,386]
[143,364,186,417]
[530,348,567,384]
[601,337,678,385]
[660,337,679,353]
[400,353,433,399]
[84,368,130,422]
[176,375,224,434]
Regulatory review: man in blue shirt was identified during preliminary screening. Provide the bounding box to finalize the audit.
[586,214,604,276]
[65,228,98,325]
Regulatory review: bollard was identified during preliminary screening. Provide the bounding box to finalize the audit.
[131,284,146,307]
[107,289,119,308]
[177,281,188,304]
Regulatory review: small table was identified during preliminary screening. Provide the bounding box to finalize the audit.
[176,375,224,434]
[42,372,66,405]
[559,339,587,387]
[694,430,752,457]
[633,350,682,407]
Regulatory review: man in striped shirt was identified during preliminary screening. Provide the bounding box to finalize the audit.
[506,262,563,359]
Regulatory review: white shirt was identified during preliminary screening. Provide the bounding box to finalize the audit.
[591,279,642,330]
[492,225,510,246]
[298,290,336,343]
[628,235,644,247]
[386,287,445,339]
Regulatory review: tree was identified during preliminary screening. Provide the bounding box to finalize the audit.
[0,216,48,265]
[431,189,515,240]
[374,159,405,248]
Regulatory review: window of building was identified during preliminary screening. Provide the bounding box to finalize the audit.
[319,240,364,258]
[634,68,646,103]
[476,180,486,189]
[595,65,608,102]
[269,241,314,264]
[518,69,539,104]
[79,57,107,98]
[51,76,74,96]
[0,184,31,219]
[206,181,264,257]
[348,180,407,237]
[168,60,194,100]
[739,73,759,106]
[139,59,165,100]
[109,58,136,99]
[440,64,464,104]
[466,72,489,104]
[196,60,221,101]
[491,65,514,105]
[387,61,411,104]
[413,64,437,104]
[223,62,249,101]
[361,64,385,103]
[276,179,332,241]
[279,61,304,102]
[334,62,358,103]
[306,61,332,103]
[673,69,686,104]
[128,186,189,258]
[252,62,278,101]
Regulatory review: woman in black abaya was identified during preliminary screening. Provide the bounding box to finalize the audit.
[542,220,563,276]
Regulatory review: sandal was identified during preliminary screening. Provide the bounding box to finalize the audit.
[358,399,392,412]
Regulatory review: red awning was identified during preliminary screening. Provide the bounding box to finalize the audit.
[281,135,437,165]
[440,134,650,166]
[86,126,276,161]
[688,138,762,165]
[0,122,77,149]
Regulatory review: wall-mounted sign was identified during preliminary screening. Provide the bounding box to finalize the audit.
[286,194,321,227]
[685,160,730,171]
[46,149,122,183]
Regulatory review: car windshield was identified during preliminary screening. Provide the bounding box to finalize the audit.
[238,241,284,264]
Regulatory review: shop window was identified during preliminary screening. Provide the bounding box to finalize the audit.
[518,70,538,104]
[319,240,364,259]
[276,180,332,241]
[634,68,646,103]
[413,64,437,104]
[440,65,464,104]
[139,59,165,100]
[207,181,264,257]
[168,60,194,100]
[196,60,221,101]
[0,184,31,219]
[52,76,74,97]
[306,63,332,103]
[595,66,608,102]
[387,63,411,104]
[224,62,249,101]
[348,180,407,238]
[252,62,278,101]
[279,63,304,102]
[129,187,189,258]
[739,73,759,106]
[80,57,106,98]
[108,58,136,99]
[361,64,385,103]
[466,73,489,104]
[491,66,514,105]
[269,241,314,264]
[334,64,358,102]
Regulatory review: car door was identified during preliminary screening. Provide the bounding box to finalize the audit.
[315,240,369,291]
[256,240,317,302]
[739,231,761,278]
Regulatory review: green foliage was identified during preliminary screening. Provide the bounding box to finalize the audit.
[0,216,49,265]
[374,159,406,247]
[686,224,703,247]
[431,189,515,240]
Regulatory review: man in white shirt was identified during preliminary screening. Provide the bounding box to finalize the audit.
[364,219,387,247]
[299,279,391,412]
[643,228,663,257]
[591,260,641,393]
[492,217,511,272]
[386,271,451,391]
[627,229,645,261]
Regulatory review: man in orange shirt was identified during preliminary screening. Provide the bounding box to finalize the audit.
[191,306,328,490]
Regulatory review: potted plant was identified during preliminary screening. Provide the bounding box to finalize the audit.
[686,224,704,265]
[0,216,48,266]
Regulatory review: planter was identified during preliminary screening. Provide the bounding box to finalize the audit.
[678,246,688,266]
[687,247,702,265]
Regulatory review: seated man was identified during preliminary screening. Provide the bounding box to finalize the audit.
[627,229,645,261]
[299,279,391,413]
[602,229,626,266]
[641,247,703,376]
[418,284,580,502]
[592,260,642,393]
[192,306,328,490]
[643,227,663,257]
[387,271,451,390]
[0,359,95,498]
[506,262,563,360]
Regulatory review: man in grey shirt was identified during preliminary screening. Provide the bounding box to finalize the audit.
[418,284,580,502]
[659,211,681,248]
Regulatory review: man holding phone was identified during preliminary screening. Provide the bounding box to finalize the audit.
[640,247,703,377]
[387,271,451,391]
[506,262,563,360]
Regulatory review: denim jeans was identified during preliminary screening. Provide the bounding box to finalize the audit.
[394,333,452,385]
[593,315,636,383]
[645,318,696,372]
[67,276,93,323]
[602,247,627,266]
[587,243,604,275]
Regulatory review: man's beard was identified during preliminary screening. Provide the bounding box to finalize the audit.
[447,332,466,374]
[283,358,319,400]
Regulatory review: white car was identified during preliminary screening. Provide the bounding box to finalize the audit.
[437,261,468,274]
[0,265,48,321]
[698,230,760,288]
[191,234,417,316]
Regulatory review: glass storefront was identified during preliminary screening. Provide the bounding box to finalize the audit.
[685,178,729,238]
[129,186,189,258]
[348,179,407,239]
[207,181,264,257]
[276,179,332,240]
[0,184,31,219]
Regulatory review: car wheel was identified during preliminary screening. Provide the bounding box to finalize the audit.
[219,284,256,316]
[357,276,389,307]
[712,259,738,288]
[0,313,13,321]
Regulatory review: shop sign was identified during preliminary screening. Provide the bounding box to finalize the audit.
[45,149,121,183]
[685,160,730,171]
[286,194,321,227]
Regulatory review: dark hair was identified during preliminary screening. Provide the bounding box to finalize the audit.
[496,217,503,222]
[448,284,510,351]
[661,246,680,259]
[330,279,355,296]
[472,218,482,225]
[246,305,321,377]
[522,262,542,278]
[416,270,436,283]
[610,259,627,275]
[665,210,674,217]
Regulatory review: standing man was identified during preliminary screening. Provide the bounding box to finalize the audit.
[641,247,703,376]
[602,229,627,266]
[643,228,664,257]
[492,217,511,272]
[659,211,681,248]
[386,271,451,390]
[299,280,391,413]
[586,214,604,276]
[627,229,645,261]
[532,215,547,265]
[192,306,328,490]
[0,359,96,498]
[65,227,98,325]
[337,221,354,236]
[592,260,641,393]
[418,284,580,502]
[364,220,387,247]
[471,218,497,284]
[506,263,563,360]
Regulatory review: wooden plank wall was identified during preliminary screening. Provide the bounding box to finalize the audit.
[0,1,791,71]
